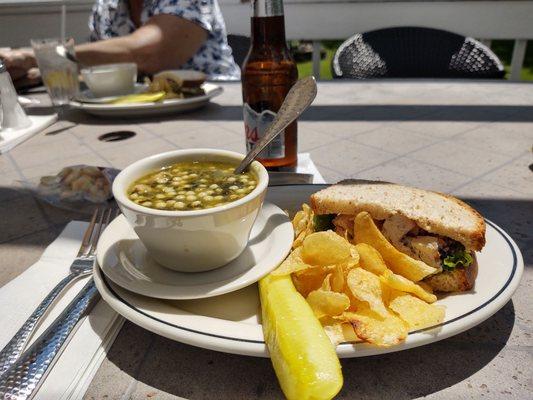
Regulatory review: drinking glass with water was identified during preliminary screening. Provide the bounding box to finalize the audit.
[31,38,79,106]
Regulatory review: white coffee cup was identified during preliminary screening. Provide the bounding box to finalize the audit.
[81,63,137,97]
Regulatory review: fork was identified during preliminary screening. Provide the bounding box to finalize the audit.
[0,207,113,376]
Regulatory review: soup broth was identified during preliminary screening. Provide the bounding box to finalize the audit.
[128,161,257,210]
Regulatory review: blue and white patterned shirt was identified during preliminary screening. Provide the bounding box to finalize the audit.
[89,0,240,80]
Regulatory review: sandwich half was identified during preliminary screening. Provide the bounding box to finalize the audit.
[148,70,206,98]
[310,180,486,292]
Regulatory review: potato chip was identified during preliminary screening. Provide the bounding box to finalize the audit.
[379,281,394,306]
[306,289,350,319]
[342,305,408,347]
[348,246,360,265]
[380,270,437,303]
[322,321,360,345]
[340,323,360,342]
[292,204,314,248]
[330,265,345,293]
[284,208,444,351]
[301,231,353,266]
[389,293,445,330]
[321,273,332,291]
[272,247,312,276]
[355,243,388,275]
[338,250,359,272]
[345,297,368,313]
[323,323,344,345]
[354,212,437,281]
[292,204,311,234]
[346,268,389,318]
[292,267,329,297]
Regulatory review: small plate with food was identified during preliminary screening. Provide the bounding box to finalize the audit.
[22,165,117,213]
[70,70,222,117]
[94,178,523,399]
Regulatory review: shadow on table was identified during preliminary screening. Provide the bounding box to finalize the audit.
[0,187,95,244]
[102,300,515,399]
[162,103,533,122]
[56,103,533,125]
[460,197,532,266]
[24,106,56,116]
[339,301,516,399]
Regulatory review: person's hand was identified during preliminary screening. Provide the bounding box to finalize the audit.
[0,47,40,87]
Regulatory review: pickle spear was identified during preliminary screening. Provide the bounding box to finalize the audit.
[109,91,166,104]
[259,274,343,400]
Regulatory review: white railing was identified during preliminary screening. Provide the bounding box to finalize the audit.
[1,0,532,80]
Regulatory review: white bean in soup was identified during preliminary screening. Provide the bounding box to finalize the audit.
[127,162,257,210]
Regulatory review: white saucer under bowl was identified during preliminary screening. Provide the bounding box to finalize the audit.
[74,83,147,104]
[96,202,293,300]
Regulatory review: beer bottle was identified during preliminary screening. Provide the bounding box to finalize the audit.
[242,0,298,168]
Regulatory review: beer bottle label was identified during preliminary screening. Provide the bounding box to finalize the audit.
[243,103,285,159]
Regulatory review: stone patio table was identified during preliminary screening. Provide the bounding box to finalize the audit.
[0,80,531,399]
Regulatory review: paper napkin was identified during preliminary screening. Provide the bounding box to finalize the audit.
[0,222,123,400]
[295,153,325,183]
[0,113,57,153]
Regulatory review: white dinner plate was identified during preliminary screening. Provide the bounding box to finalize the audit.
[69,83,223,117]
[97,202,293,300]
[94,185,524,358]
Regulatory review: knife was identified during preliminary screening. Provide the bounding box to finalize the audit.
[0,279,100,399]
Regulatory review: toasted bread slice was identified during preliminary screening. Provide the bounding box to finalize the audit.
[310,180,485,251]
[424,255,478,292]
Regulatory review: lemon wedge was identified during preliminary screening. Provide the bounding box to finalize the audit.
[109,91,166,104]
[259,273,343,400]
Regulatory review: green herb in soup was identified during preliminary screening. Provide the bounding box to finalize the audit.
[128,161,257,210]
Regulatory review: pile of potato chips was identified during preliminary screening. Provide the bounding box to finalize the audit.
[273,204,445,347]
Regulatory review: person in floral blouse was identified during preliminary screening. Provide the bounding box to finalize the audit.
[1,0,240,85]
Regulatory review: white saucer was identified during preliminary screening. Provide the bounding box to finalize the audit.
[74,83,147,104]
[96,202,293,300]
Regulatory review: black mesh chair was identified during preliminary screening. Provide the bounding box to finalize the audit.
[332,27,505,79]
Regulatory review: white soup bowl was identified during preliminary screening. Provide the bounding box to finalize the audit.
[112,149,268,272]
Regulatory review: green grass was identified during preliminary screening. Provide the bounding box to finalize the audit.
[492,40,533,80]
[296,40,339,80]
[296,40,533,80]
